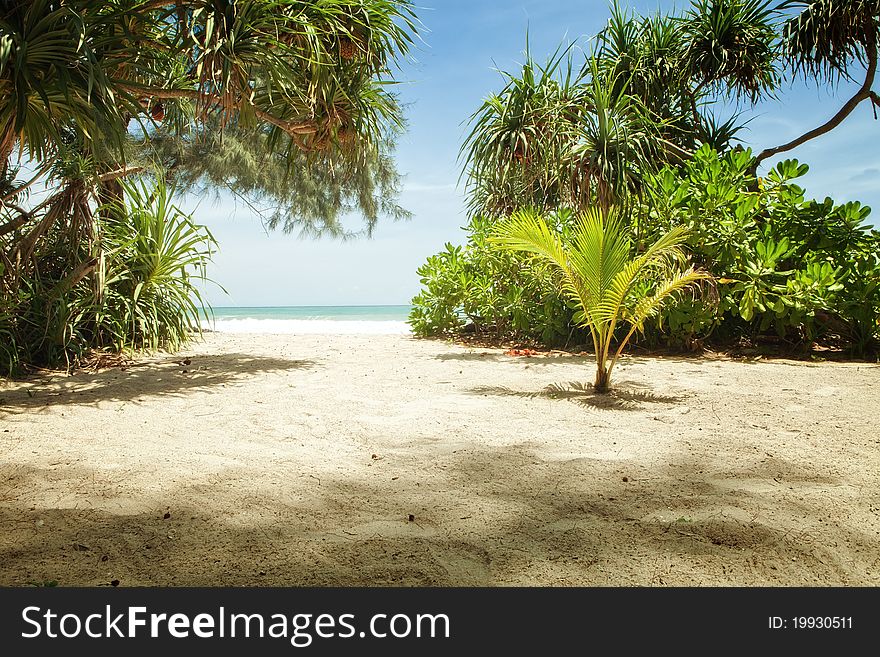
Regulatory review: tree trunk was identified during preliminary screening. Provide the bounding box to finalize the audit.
[0,207,30,237]
[594,364,611,394]
[98,175,125,224]
[0,132,14,187]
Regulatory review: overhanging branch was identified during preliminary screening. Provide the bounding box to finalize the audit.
[121,86,319,139]
[98,167,147,182]
[0,206,31,237]
[753,43,878,169]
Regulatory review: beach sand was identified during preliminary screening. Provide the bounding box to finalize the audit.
[1,332,878,586]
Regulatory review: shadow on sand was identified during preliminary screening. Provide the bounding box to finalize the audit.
[0,441,873,586]
[0,353,318,413]
[433,351,592,365]
[467,380,684,410]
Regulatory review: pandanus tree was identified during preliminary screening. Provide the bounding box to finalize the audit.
[460,43,588,218]
[0,1,420,371]
[569,60,672,213]
[754,0,880,167]
[461,45,675,218]
[679,0,880,169]
[462,1,880,226]
[489,207,711,393]
[595,5,702,155]
[460,1,779,221]
[0,0,418,222]
[682,0,780,104]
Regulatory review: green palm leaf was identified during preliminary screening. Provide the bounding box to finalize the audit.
[491,207,712,392]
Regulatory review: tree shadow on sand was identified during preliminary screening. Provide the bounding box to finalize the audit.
[1,443,875,586]
[0,353,319,413]
[467,380,684,410]
[434,351,591,365]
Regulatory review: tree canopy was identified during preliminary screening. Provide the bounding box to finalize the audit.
[461,0,880,217]
[1,0,419,232]
[0,1,421,373]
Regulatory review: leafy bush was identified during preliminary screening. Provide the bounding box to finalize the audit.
[640,146,880,354]
[0,178,216,375]
[72,178,216,353]
[410,146,880,358]
[409,213,579,345]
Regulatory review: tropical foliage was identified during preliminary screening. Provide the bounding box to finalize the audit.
[642,146,880,354]
[411,0,880,361]
[83,178,216,354]
[0,0,417,166]
[411,146,880,357]
[1,1,419,373]
[409,213,576,343]
[459,0,782,219]
[0,176,215,373]
[1,0,418,230]
[460,0,880,215]
[141,119,410,238]
[489,208,710,392]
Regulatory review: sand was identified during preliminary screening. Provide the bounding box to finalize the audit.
[1,332,878,586]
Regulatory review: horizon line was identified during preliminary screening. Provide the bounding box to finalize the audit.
[210,303,413,308]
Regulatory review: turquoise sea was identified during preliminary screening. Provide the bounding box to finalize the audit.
[203,305,413,334]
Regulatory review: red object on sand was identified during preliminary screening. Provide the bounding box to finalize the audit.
[504,348,538,357]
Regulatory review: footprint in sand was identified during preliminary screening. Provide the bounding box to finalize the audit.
[813,387,839,397]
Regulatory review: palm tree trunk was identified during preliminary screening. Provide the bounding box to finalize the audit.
[0,130,14,185]
[688,81,707,132]
[594,363,611,394]
[751,39,878,174]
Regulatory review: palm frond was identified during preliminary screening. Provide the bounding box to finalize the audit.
[781,0,880,83]
[683,0,781,102]
[488,206,713,392]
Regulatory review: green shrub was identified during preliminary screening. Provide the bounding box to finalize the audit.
[72,178,217,353]
[0,177,216,375]
[640,146,880,355]
[410,146,880,357]
[409,213,579,345]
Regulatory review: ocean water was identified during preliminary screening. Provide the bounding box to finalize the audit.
[202,305,412,335]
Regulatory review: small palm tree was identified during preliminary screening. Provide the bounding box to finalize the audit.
[490,207,711,393]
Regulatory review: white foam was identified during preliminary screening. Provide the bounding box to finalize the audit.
[202,318,412,335]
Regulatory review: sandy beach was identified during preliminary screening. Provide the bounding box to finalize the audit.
[1,332,878,586]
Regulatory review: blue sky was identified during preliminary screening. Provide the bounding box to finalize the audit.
[194,0,880,308]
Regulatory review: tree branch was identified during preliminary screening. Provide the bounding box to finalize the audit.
[122,86,319,138]
[0,161,55,204]
[135,1,184,11]
[753,43,878,169]
[98,167,146,182]
[13,200,63,266]
[48,257,99,300]
[688,81,707,132]
[0,206,31,237]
